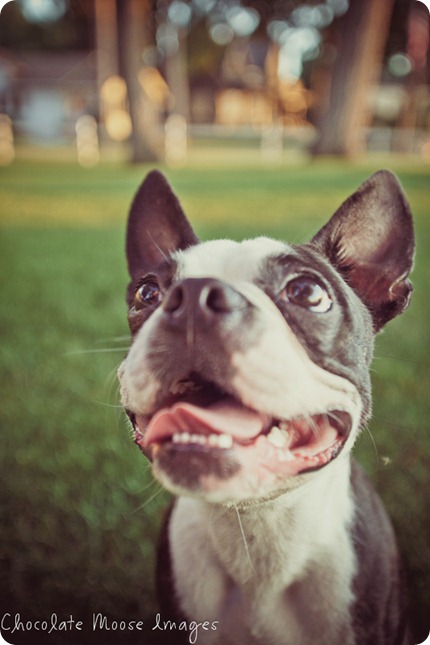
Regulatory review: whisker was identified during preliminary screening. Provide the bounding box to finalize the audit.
[308,415,322,439]
[326,411,341,423]
[136,474,163,495]
[96,335,131,344]
[372,416,418,433]
[233,504,255,573]
[373,353,425,367]
[93,400,124,409]
[326,410,348,430]
[363,423,380,462]
[135,482,165,512]
[83,364,124,412]
[148,232,169,263]
[64,347,129,356]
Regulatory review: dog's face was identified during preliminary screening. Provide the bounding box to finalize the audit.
[119,171,414,504]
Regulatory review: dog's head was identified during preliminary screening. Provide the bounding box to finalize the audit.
[119,170,414,504]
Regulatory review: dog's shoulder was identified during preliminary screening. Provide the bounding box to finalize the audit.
[350,460,411,644]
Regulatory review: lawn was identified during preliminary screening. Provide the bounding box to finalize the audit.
[0,153,429,644]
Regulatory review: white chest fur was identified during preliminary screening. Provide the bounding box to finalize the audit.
[168,458,357,645]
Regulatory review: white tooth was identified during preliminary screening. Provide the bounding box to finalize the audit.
[279,420,291,432]
[217,434,233,449]
[190,434,206,445]
[175,432,189,443]
[267,426,288,448]
[207,433,233,448]
[173,432,208,445]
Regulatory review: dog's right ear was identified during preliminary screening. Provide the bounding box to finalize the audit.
[126,170,198,294]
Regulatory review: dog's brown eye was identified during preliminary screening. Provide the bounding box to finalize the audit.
[283,276,332,313]
[135,281,161,309]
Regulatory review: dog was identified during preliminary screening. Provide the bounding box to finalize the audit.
[118,169,415,645]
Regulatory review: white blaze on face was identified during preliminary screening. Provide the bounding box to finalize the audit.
[174,237,288,284]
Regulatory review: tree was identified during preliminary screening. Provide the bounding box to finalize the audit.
[117,0,162,162]
[313,0,396,156]
[94,0,162,163]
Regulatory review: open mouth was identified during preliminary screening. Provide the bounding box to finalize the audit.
[128,374,352,477]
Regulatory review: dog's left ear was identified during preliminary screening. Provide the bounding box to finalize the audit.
[310,170,415,331]
[126,170,198,302]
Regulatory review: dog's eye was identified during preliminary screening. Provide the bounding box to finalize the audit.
[283,276,332,313]
[134,281,161,309]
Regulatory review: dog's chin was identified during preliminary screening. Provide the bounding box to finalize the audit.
[128,375,353,503]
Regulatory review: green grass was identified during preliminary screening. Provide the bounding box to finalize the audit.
[0,153,429,643]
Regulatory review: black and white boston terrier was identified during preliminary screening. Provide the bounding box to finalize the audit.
[119,169,415,645]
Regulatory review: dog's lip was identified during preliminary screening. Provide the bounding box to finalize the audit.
[129,398,352,475]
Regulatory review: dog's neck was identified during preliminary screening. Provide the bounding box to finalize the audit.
[170,456,356,644]
[202,456,353,585]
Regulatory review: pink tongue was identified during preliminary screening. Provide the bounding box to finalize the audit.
[145,397,267,446]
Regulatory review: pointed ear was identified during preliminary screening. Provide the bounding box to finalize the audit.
[310,170,415,331]
[126,170,198,290]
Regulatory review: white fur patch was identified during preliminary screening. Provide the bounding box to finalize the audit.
[174,237,288,285]
[169,459,356,644]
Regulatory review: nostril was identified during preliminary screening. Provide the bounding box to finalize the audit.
[162,278,248,326]
[204,285,232,313]
[164,284,184,313]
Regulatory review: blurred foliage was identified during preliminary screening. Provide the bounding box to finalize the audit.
[0,0,411,72]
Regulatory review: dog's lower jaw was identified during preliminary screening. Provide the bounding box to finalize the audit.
[167,456,357,645]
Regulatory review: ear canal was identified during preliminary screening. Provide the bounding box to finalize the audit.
[310,170,415,331]
[125,170,198,302]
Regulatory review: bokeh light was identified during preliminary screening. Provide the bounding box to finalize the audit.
[100,76,132,142]
[168,0,192,28]
[210,22,234,46]
[192,0,216,14]
[0,113,14,165]
[226,6,260,37]
[388,52,413,77]
[17,0,67,23]
[75,115,99,167]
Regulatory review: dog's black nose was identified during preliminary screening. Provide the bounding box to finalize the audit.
[163,278,248,326]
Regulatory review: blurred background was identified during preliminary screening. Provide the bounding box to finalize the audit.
[0,0,429,643]
[0,0,430,163]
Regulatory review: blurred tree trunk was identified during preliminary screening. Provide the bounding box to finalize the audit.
[117,0,162,163]
[313,0,395,157]
[165,27,190,122]
[393,3,429,152]
[94,0,119,91]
